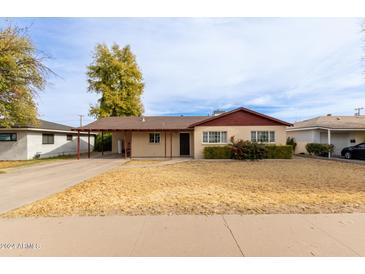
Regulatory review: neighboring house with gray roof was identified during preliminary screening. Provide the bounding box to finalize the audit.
[0,120,95,160]
[286,114,365,156]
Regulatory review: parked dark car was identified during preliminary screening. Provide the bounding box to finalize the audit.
[341,143,365,160]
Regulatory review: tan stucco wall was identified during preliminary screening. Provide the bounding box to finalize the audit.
[193,125,288,159]
[112,131,193,158]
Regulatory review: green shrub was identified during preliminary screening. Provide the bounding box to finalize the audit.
[305,143,334,156]
[228,137,266,160]
[203,146,232,159]
[94,132,112,152]
[286,137,297,152]
[266,145,293,159]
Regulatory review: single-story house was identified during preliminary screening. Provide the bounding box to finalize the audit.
[286,114,365,156]
[75,107,292,159]
[0,120,95,160]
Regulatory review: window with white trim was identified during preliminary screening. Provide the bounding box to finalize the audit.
[202,131,227,144]
[251,131,275,143]
[149,133,160,144]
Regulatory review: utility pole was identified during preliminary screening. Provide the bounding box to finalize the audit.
[355,107,364,116]
[78,114,84,127]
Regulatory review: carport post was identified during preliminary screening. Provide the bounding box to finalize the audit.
[87,130,90,159]
[77,130,80,160]
[164,131,167,158]
[101,131,104,157]
[170,131,173,158]
[328,129,331,158]
[123,137,127,159]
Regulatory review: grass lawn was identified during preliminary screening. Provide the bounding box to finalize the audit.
[0,155,77,173]
[3,158,365,217]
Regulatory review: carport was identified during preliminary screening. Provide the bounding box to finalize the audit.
[73,115,203,159]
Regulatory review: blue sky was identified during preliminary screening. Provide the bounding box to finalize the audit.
[2,18,365,126]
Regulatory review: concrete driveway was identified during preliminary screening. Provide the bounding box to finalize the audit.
[0,158,125,214]
[0,213,364,256]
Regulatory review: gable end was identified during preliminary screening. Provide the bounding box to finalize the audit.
[189,107,292,127]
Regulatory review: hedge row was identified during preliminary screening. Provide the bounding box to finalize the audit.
[266,145,293,159]
[203,143,293,160]
[203,146,232,159]
[305,143,334,156]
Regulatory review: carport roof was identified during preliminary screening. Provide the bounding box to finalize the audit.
[74,116,209,131]
[288,115,365,130]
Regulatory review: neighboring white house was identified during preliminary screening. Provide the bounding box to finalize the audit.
[286,114,365,156]
[0,120,95,160]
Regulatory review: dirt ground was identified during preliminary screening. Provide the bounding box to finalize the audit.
[3,158,365,217]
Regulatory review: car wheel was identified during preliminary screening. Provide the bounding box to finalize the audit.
[344,152,352,159]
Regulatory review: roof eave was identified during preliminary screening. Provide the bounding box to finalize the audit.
[189,107,293,127]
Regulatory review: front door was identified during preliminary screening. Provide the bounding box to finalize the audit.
[179,133,190,156]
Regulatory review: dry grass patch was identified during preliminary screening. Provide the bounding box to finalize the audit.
[3,158,365,217]
[0,155,76,173]
[125,160,168,166]
[0,160,48,172]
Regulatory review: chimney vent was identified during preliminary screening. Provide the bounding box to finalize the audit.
[212,109,225,116]
[326,114,332,116]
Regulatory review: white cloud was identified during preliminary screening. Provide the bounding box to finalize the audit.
[5,18,365,125]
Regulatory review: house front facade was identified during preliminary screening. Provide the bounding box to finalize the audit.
[76,107,292,159]
[286,115,365,156]
[0,120,95,160]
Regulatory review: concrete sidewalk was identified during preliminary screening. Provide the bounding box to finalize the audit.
[0,214,364,256]
[0,158,125,214]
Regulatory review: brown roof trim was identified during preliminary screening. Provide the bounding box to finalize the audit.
[71,128,194,132]
[188,107,293,127]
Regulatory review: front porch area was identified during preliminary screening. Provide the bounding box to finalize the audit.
[75,129,194,159]
[111,130,194,158]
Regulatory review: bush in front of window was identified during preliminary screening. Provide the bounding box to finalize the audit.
[305,143,335,156]
[229,137,267,160]
[266,145,293,159]
[203,146,232,159]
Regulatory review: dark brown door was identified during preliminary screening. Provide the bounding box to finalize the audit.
[179,133,190,156]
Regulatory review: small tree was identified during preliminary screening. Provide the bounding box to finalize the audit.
[228,137,267,160]
[0,25,52,127]
[87,43,144,118]
[286,137,297,152]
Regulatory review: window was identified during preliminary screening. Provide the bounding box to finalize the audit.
[202,131,227,144]
[0,133,17,141]
[42,134,54,144]
[149,133,160,144]
[66,134,73,141]
[269,131,275,142]
[251,131,275,143]
[251,131,257,142]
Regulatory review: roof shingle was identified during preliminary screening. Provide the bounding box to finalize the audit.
[76,116,208,131]
[290,115,365,130]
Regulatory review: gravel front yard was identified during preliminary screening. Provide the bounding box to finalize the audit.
[3,158,365,217]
